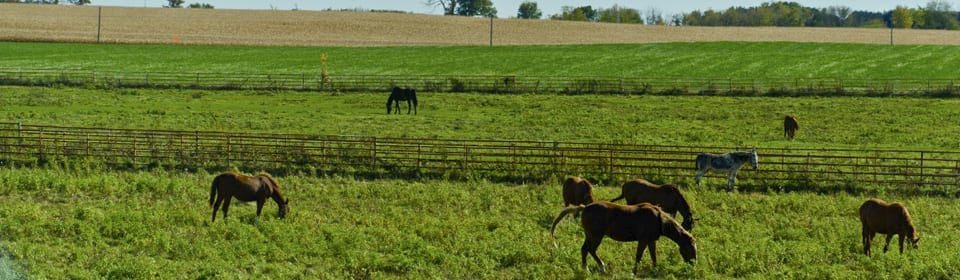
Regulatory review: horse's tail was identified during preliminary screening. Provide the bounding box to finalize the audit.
[609,193,625,203]
[695,154,703,170]
[551,205,585,238]
[208,175,219,208]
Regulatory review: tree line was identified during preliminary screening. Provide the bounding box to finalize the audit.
[431,0,960,30]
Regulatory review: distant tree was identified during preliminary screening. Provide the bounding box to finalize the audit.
[920,0,958,29]
[891,6,914,28]
[67,0,89,5]
[455,0,497,17]
[598,5,642,24]
[645,7,664,25]
[517,1,541,19]
[425,0,456,15]
[188,3,214,9]
[551,6,597,22]
[165,0,183,8]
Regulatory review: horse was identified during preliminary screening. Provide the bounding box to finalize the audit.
[859,198,919,256]
[562,176,596,219]
[695,148,758,191]
[562,176,596,207]
[784,115,799,140]
[552,201,697,274]
[208,171,289,222]
[386,87,418,114]
[610,179,694,231]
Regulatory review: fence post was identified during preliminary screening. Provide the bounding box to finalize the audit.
[919,151,924,187]
[371,137,377,170]
[226,135,231,166]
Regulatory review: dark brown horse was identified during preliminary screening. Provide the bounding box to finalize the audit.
[209,171,289,222]
[562,176,596,207]
[552,201,697,274]
[859,198,919,255]
[784,115,799,140]
[387,87,418,114]
[610,179,694,231]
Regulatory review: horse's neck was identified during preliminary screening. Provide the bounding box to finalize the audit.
[661,222,691,243]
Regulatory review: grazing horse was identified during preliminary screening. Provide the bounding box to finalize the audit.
[552,201,697,274]
[859,198,919,256]
[386,87,418,114]
[783,115,799,140]
[209,171,289,222]
[610,179,694,231]
[562,176,596,207]
[695,148,758,191]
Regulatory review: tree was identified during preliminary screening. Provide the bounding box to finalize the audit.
[551,6,597,22]
[645,7,664,25]
[67,0,89,5]
[891,6,914,28]
[425,0,456,15]
[455,0,497,17]
[165,0,184,8]
[598,5,642,24]
[517,1,541,19]
[188,3,214,9]
[920,0,958,29]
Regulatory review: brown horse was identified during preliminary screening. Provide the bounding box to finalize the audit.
[783,115,799,140]
[859,198,919,256]
[610,179,694,231]
[562,176,596,207]
[552,201,697,274]
[209,171,289,222]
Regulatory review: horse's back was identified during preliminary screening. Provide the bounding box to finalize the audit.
[860,198,912,233]
[581,201,660,241]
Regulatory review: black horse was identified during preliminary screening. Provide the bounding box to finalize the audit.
[387,87,417,114]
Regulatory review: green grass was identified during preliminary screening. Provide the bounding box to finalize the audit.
[0,168,957,278]
[2,86,960,151]
[4,41,960,78]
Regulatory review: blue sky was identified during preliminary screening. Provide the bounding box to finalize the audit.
[92,1,947,17]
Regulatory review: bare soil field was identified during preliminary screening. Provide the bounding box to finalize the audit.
[2,3,960,46]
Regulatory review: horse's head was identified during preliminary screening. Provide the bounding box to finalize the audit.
[278,198,290,219]
[749,148,759,170]
[659,210,697,263]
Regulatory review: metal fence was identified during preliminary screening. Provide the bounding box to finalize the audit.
[2,68,960,96]
[1,122,958,192]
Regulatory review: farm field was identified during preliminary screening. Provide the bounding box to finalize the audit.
[0,168,958,279]
[3,86,960,151]
[5,41,960,79]
[4,4,960,279]
[4,4,960,47]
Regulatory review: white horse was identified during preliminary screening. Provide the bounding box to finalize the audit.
[694,149,758,191]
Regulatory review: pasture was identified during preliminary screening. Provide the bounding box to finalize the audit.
[5,41,960,79]
[4,4,960,278]
[0,168,958,278]
[2,86,960,151]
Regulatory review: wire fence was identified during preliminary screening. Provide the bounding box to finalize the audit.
[1,122,958,193]
[2,68,960,96]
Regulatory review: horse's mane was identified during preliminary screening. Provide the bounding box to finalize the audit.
[257,172,281,191]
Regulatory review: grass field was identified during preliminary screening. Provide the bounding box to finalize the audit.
[3,86,960,151]
[5,41,960,80]
[0,168,958,279]
[4,4,960,279]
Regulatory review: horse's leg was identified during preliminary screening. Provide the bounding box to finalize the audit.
[221,197,232,220]
[633,241,648,274]
[581,235,605,273]
[727,170,738,191]
[862,227,871,256]
[897,233,905,254]
[883,234,893,253]
[211,196,224,222]
[695,169,706,187]
[406,100,412,114]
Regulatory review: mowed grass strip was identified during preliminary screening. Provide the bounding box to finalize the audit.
[0,168,957,278]
[4,41,960,79]
[2,86,960,150]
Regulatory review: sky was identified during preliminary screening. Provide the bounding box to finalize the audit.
[91,1,947,18]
